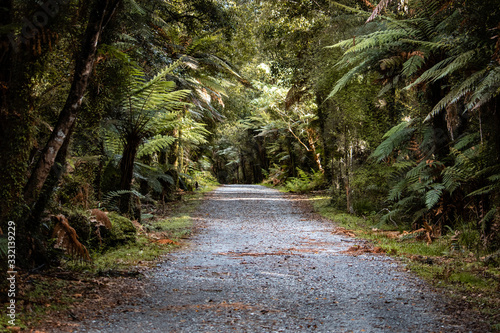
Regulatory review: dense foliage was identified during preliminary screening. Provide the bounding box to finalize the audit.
[1,0,499,271]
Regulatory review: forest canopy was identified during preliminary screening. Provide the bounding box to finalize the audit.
[1,0,500,269]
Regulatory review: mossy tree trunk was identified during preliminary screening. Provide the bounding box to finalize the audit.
[0,0,121,267]
[23,0,121,210]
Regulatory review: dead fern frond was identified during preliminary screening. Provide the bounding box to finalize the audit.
[366,0,394,23]
[89,209,112,247]
[408,138,424,163]
[90,209,112,229]
[52,215,91,261]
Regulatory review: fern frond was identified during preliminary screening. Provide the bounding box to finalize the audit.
[425,184,444,209]
[380,55,404,71]
[330,1,372,18]
[102,190,145,208]
[426,69,486,120]
[442,166,464,194]
[125,0,146,15]
[137,135,176,158]
[393,160,415,171]
[405,56,456,89]
[467,184,497,197]
[401,53,426,77]
[467,66,500,111]
[388,178,408,201]
[399,38,447,51]
[372,121,415,161]
[433,49,476,82]
[453,133,480,150]
[405,161,428,181]
[327,59,371,98]
[480,208,498,232]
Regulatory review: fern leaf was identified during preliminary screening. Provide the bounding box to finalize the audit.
[371,121,415,161]
[426,69,486,120]
[137,135,176,158]
[327,59,371,98]
[405,56,456,90]
[425,184,444,209]
[399,38,447,51]
[401,53,426,77]
[467,66,500,111]
[442,167,463,194]
[102,190,145,208]
[467,185,496,197]
[388,178,408,201]
[344,29,411,55]
[479,208,498,232]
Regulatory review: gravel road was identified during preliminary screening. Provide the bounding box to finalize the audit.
[77,185,469,332]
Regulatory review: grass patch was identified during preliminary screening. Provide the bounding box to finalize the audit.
[90,236,173,272]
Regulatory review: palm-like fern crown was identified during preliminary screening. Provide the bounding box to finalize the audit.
[103,61,191,157]
[328,0,500,120]
[116,61,191,136]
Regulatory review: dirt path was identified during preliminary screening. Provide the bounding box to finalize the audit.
[72,185,468,332]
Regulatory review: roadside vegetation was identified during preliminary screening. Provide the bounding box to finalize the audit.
[311,194,500,331]
[0,183,217,331]
[1,0,499,331]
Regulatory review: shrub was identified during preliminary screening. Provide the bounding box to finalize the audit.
[284,168,324,193]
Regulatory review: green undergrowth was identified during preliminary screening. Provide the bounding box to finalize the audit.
[311,194,500,331]
[260,168,324,193]
[0,185,218,332]
[80,184,219,273]
[0,279,74,332]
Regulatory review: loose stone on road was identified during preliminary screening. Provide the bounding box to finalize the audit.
[78,185,466,332]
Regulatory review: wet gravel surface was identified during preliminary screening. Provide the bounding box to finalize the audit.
[77,185,466,332]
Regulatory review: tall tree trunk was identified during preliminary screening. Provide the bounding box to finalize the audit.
[240,153,247,183]
[0,0,33,225]
[23,0,120,208]
[119,133,141,215]
[344,127,354,214]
